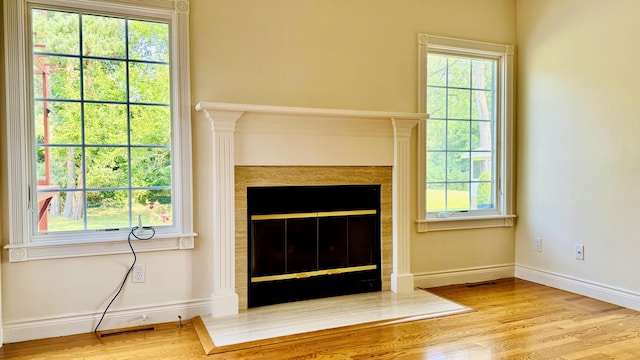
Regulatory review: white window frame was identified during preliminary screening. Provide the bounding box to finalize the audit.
[416,34,516,232]
[3,0,195,261]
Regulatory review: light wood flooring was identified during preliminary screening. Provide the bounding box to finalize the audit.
[2,278,640,359]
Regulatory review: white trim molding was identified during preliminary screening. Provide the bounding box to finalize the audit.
[391,119,417,293]
[198,109,243,318]
[516,265,640,312]
[2,297,211,343]
[4,233,196,262]
[416,214,516,232]
[414,264,515,289]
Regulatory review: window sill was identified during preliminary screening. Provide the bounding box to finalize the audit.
[4,232,197,262]
[416,214,516,232]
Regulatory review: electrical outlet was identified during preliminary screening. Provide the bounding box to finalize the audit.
[575,244,584,260]
[132,264,145,283]
[534,237,542,252]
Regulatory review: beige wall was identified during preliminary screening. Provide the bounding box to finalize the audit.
[516,0,640,293]
[191,0,517,283]
[1,0,516,340]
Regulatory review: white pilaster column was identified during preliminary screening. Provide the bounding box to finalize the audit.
[391,119,418,293]
[200,110,244,317]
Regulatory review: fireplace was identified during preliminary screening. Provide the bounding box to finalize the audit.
[196,102,424,317]
[247,185,382,307]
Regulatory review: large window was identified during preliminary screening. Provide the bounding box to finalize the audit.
[4,0,194,260]
[417,35,514,231]
[33,9,172,232]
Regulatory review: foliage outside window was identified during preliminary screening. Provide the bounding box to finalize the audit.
[4,0,193,260]
[426,53,497,213]
[33,9,172,233]
[417,34,514,231]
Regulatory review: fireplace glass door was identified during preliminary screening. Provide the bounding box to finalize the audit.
[248,185,382,307]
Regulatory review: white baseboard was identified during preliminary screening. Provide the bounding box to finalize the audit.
[2,298,212,344]
[414,264,515,289]
[515,265,640,312]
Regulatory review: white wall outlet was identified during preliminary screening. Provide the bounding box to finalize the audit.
[534,237,542,252]
[575,244,584,260]
[132,264,145,283]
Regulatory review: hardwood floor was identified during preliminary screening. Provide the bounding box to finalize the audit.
[2,278,640,359]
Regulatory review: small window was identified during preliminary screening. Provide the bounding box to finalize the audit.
[426,53,497,213]
[417,35,515,231]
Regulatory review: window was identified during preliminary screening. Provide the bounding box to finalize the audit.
[417,35,515,231]
[4,0,194,261]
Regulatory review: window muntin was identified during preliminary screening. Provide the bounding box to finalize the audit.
[31,7,173,235]
[426,53,498,214]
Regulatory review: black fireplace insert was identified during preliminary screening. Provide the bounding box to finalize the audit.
[247,184,382,307]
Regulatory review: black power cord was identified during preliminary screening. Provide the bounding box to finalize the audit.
[94,226,155,333]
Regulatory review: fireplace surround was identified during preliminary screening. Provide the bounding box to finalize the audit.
[236,166,392,310]
[196,102,428,317]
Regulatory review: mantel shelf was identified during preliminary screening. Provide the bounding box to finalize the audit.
[195,101,429,121]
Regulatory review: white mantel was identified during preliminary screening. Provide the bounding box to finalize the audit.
[195,101,428,317]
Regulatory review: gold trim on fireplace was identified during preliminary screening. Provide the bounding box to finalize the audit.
[251,209,377,221]
[251,264,377,283]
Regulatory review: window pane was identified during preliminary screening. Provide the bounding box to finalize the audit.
[130,105,171,145]
[426,119,446,151]
[35,101,82,145]
[426,183,445,212]
[447,120,470,151]
[427,86,446,119]
[86,190,130,229]
[32,9,79,55]
[446,152,470,182]
[82,15,126,58]
[129,62,170,104]
[447,57,471,88]
[471,59,494,90]
[84,103,128,145]
[426,151,445,182]
[43,191,85,232]
[473,178,494,210]
[37,146,82,190]
[471,121,493,150]
[471,90,494,120]
[85,147,129,188]
[83,59,127,101]
[131,148,172,187]
[133,189,173,226]
[447,88,471,119]
[447,183,469,210]
[471,155,493,180]
[39,148,84,233]
[33,56,81,100]
[128,20,169,62]
[427,54,447,87]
